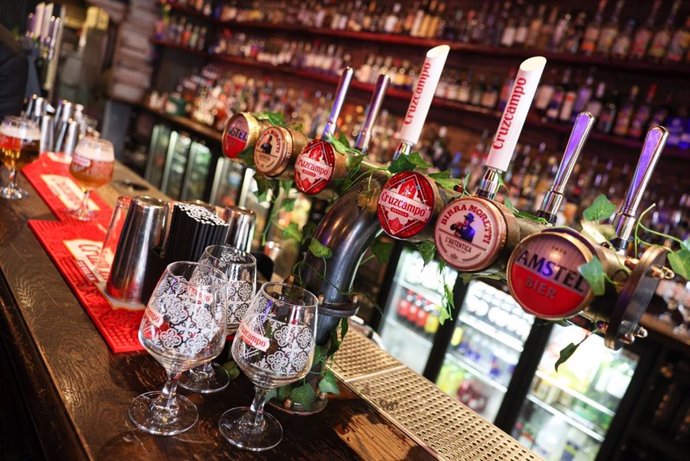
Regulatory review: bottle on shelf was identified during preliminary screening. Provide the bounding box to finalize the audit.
[648,0,682,62]
[628,84,657,139]
[666,16,690,63]
[613,85,639,137]
[580,0,607,55]
[630,0,662,60]
[596,89,619,134]
[611,19,636,59]
[596,0,625,56]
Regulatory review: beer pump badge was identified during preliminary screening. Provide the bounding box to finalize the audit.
[294,140,336,194]
[434,197,506,271]
[222,114,252,158]
[254,126,289,175]
[508,233,592,319]
[378,171,435,239]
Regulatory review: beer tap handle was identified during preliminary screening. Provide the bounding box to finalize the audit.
[355,73,390,153]
[612,126,668,253]
[537,112,595,224]
[322,67,354,139]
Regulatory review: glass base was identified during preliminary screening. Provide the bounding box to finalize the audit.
[179,362,230,394]
[69,206,94,221]
[218,407,282,451]
[128,391,198,436]
[0,185,28,200]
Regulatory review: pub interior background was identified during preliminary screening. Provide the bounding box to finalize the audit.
[1,0,690,460]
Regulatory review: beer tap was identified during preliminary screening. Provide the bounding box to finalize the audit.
[506,126,672,349]
[221,113,271,159]
[376,45,451,241]
[294,72,388,195]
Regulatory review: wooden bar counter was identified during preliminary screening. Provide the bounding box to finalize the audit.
[0,163,539,461]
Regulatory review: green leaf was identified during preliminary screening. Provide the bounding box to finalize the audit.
[388,151,432,174]
[254,173,273,202]
[254,111,285,127]
[504,196,549,224]
[461,171,471,196]
[277,385,292,401]
[237,145,255,168]
[282,222,302,241]
[290,383,317,409]
[371,237,394,264]
[681,239,690,252]
[428,170,463,191]
[459,273,474,285]
[300,222,317,246]
[438,259,446,274]
[439,282,454,325]
[555,342,579,372]
[338,133,351,149]
[578,258,605,296]
[668,248,690,281]
[279,179,293,194]
[328,323,342,356]
[580,220,616,244]
[282,197,296,212]
[416,241,436,266]
[313,344,328,365]
[346,153,364,171]
[221,360,240,380]
[309,239,332,259]
[318,369,340,395]
[340,317,349,341]
[326,133,359,155]
[583,194,617,222]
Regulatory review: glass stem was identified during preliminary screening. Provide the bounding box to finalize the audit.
[249,386,269,428]
[155,372,181,414]
[79,189,91,213]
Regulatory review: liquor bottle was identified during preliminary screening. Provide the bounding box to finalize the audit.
[513,4,529,47]
[560,11,587,54]
[611,19,636,59]
[613,85,639,137]
[457,71,472,103]
[596,89,619,134]
[628,84,657,138]
[497,67,516,111]
[581,0,607,55]
[470,74,485,106]
[596,0,625,56]
[550,9,572,51]
[534,68,558,115]
[571,69,596,120]
[525,4,546,48]
[535,5,558,50]
[500,3,518,48]
[481,76,500,109]
[558,71,579,122]
[667,17,690,63]
[648,90,672,131]
[545,68,570,123]
[648,0,682,62]
[630,0,662,60]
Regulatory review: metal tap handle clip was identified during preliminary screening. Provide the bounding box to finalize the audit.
[538,112,595,223]
[322,67,354,139]
[355,73,390,153]
[613,126,668,253]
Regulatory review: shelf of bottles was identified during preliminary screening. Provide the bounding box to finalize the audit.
[153,0,690,161]
[435,280,533,421]
[512,324,638,461]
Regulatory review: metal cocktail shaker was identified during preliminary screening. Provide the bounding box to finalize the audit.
[224,205,256,252]
[106,196,168,304]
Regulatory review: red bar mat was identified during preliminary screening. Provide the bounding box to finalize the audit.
[22,154,113,227]
[28,219,145,353]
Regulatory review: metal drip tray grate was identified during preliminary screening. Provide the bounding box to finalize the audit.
[333,331,541,461]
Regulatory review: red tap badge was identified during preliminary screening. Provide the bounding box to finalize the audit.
[377,171,435,239]
[507,232,593,319]
[294,140,336,195]
[434,197,506,272]
[222,114,252,158]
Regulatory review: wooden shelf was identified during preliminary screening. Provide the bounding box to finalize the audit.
[136,102,223,143]
[164,3,690,79]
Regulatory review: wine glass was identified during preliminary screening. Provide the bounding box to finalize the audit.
[68,137,115,221]
[219,282,318,451]
[180,244,257,393]
[128,261,228,436]
[0,116,40,199]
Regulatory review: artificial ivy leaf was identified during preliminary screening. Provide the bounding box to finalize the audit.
[282,197,296,212]
[578,258,605,296]
[340,317,349,341]
[301,222,318,245]
[668,248,690,281]
[439,282,455,325]
[282,222,302,241]
[318,369,340,395]
[459,273,474,285]
[346,153,364,171]
[416,241,436,266]
[555,342,579,372]
[237,145,255,168]
[338,132,351,149]
[580,220,616,245]
[279,179,293,194]
[583,194,617,222]
[222,360,240,380]
[388,151,432,174]
[290,383,317,409]
[681,239,690,252]
[371,237,394,264]
[266,388,278,401]
[277,385,292,401]
[254,111,285,127]
[438,259,446,274]
[428,170,463,191]
[309,239,332,259]
[504,197,549,224]
[313,344,328,366]
[461,171,471,196]
[254,173,273,202]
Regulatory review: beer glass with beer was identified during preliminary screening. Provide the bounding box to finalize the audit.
[68,137,115,221]
[0,116,40,199]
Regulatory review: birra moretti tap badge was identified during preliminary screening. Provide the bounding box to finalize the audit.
[254,126,288,175]
[377,171,434,239]
[434,197,505,272]
[294,140,336,194]
[507,232,592,319]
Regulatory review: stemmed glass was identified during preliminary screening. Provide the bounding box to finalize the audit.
[180,244,257,393]
[219,282,318,451]
[128,261,228,436]
[68,137,115,221]
[0,116,40,199]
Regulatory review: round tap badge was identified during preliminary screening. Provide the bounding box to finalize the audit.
[254,126,290,177]
[377,171,435,239]
[434,197,507,272]
[507,232,593,319]
[294,139,336,195]
[222,113,253,158]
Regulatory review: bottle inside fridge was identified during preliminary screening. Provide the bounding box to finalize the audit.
[435,280,534,421]
[512,324,639,461]
[379,247,456,374]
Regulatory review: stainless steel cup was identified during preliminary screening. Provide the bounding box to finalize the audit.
[224,205,256,252]
[106,196,168,303]
[39,115,54,153]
